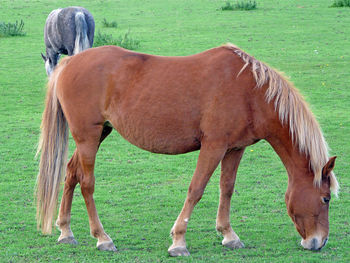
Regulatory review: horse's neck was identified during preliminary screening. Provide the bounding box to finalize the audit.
[266,124,311,185]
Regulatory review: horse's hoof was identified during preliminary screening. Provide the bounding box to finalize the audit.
[57,236,78,245]
[97,241,117,252]
[223,239,245,249]
[168,247,190,257]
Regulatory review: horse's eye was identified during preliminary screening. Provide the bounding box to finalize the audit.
[322,197,330,204]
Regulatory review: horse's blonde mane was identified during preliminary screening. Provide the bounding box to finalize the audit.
[225,43,339,196]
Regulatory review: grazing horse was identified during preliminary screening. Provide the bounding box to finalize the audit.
[41,6,95,76]
[36,44,339,256]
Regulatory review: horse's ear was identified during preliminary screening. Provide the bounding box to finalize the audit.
[41,53,47,61]
[322,156,336,179]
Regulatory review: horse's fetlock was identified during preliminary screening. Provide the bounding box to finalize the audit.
[91,229,101,238]
[55,218,61,227]
[171,229,185,237]
[216,224,231,234]
[56,217,70,228]
[216,225,223,232]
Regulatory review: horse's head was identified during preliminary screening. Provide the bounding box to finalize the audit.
[41,53,54,76]
[285,157,336,250]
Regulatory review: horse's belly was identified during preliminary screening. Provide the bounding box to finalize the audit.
[126,133,201,154]
[108,108,201,154]
[114,121,201,154]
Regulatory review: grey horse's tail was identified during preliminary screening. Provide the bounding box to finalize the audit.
[73,12,90,54]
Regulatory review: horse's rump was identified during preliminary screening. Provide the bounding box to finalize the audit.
[46,7,94,53]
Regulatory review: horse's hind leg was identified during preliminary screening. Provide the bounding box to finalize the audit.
[216,148,245,249]
[56,124,114,250]
[56,149,79,244]
[76,124,116,251]
[168,140,227,256]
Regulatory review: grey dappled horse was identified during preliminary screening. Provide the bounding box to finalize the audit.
[41,7,95,75]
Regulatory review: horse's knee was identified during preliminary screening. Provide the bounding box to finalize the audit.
[187,187,205,204]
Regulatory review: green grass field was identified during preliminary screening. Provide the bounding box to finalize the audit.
[0,0,349,262]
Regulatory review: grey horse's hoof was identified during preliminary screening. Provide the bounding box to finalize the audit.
[57,236,78,245]
[223,240,245,249]
[97,241,117,252]
[168,247,190,257]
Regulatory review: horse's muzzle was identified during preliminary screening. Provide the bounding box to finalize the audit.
[301,236,328,251]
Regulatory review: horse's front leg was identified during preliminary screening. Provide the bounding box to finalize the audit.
[168,140,227,256]
[216,148,245,249]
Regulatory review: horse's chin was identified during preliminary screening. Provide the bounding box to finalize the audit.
[301,235,328,251]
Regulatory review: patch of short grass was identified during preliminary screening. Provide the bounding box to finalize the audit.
[330,0,350,7]
[101,18,118,28]
[0,19,25,37]
[221,0,257,11]
[93,29,140,50]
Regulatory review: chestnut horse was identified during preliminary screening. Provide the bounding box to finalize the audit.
[36,44,339,256]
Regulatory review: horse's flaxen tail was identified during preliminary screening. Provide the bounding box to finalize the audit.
[35,58,71,234]
[73,12,90,54]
